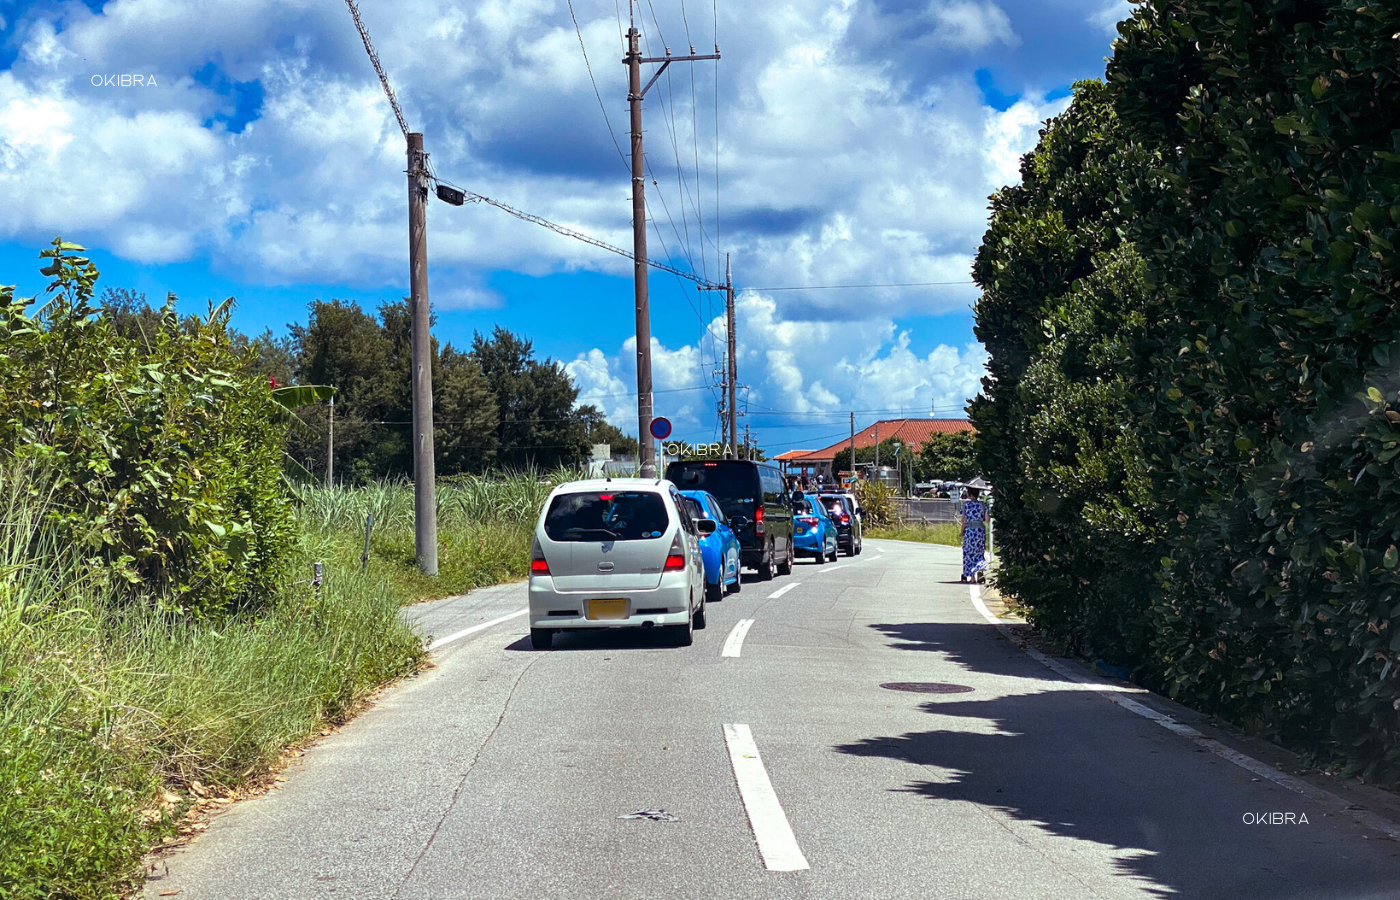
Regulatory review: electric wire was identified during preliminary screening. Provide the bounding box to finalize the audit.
[742,281,976,291]
[343,0,409,138]
[568,0,629,171]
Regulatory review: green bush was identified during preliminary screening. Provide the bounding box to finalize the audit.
[0,241,295,615]
[0,464,425,899]
[972,81,1165,664]
[974,1,1400,780]
[1106,0,1400,776]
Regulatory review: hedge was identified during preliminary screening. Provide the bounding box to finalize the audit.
[974,0,1400,782]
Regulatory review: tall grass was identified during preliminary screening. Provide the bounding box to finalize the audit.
[294,469,585,603]
[0,468,425,899]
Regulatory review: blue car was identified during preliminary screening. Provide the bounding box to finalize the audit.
[791,496,839,564]
[680,490,742,602]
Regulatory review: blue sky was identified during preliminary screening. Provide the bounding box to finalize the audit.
[0,0,1130,453]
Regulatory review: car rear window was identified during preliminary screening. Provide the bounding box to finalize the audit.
[667,462,757,501]
[820,497,846,516]
[544,491,670,542]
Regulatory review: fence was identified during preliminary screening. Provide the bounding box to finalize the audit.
[892,498,958,525]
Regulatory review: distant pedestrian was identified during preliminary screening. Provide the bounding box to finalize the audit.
[958,487,990,583]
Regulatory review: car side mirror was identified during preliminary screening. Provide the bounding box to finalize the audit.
[696,519,717,535]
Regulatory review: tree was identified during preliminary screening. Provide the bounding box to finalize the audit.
[831,438,907,474]
[435,346,498,474]
[913,432,979,483]
[577,405,639,458]
[471,326,589,470]
[290,299,409,481]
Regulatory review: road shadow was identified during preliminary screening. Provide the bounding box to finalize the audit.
[837,622,1400,899]
[504,627,690,653]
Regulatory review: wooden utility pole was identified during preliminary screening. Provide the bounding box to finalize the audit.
[726,255,737,460]
[874,422,880,472]
[327,395,335,488]
[407,132,438,576]
[624,14,719,476]
[849,411,855,483]
[342,0,437,575]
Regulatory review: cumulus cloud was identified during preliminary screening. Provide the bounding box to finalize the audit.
[0,0,1071,426]
[1089,0,1133,36]
[567,292,987,445]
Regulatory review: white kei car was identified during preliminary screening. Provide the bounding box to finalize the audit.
[527,479,711,649]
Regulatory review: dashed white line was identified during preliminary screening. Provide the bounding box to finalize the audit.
[723,724,810,871]
[767,583,798,599]
[969,585,1400,839]
[721,619,756,658]
[427,608,529,651]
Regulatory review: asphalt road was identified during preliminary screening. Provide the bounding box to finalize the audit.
[145,540,1400,899]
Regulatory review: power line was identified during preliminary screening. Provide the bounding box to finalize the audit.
[429,171,723,290]
[343,0,408,138]
[568,0,629,171]
[741,281,976,292]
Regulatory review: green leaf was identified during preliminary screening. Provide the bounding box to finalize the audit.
[1368,387,1383,403]
[271,384,337,409]
[1234,438,1253,451]
[1385,545,1398,569]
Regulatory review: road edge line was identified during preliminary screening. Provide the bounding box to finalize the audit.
[427,608,529,651]
[723,724,811,871]
[767,583,798,599]
[969,586,1400,840]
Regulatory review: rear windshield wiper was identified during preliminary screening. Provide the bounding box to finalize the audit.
[562,527,621,539]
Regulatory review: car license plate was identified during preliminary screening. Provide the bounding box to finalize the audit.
[587,599,628,620]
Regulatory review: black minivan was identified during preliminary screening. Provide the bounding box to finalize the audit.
[665,460,795,579]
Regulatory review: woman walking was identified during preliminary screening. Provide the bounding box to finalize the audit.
[958,486,990,583]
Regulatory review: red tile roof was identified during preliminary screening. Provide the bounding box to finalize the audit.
[780,418,974,463]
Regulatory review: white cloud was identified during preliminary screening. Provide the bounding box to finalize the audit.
[567,292,987,446]
[928,2,1020,51]
[1089,0,1133,37]
[0,0,1061,421]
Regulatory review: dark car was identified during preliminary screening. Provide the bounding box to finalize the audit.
[665,460,795,579]
[818,492,862,556]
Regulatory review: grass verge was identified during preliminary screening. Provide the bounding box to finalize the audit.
[866,522,961,546]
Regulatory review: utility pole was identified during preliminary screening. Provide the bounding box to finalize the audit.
[326,395,335,489]
[725,256,737,460]
[700,253,739,458]
[874,422,880,473]
[849,411,855,483]
[625,15,719,476]
[744,422,751,461]
[408,132,438,576]
[342,0,437,575]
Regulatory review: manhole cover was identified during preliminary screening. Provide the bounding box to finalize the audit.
[880,682,975,694]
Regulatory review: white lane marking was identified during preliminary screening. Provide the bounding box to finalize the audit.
[427,608,529,651]
[822,564,848,572]
[969,586,1400,839]
[875,546,885,553]
[722,619,756,658]
[723,724,810,871]
[767,583,798,599]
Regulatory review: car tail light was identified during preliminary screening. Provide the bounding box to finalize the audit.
[530,558,550,575]
[664,535,686,571]
[798,516,818,527]
[839,514,851,525]
[755,505,765,536]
